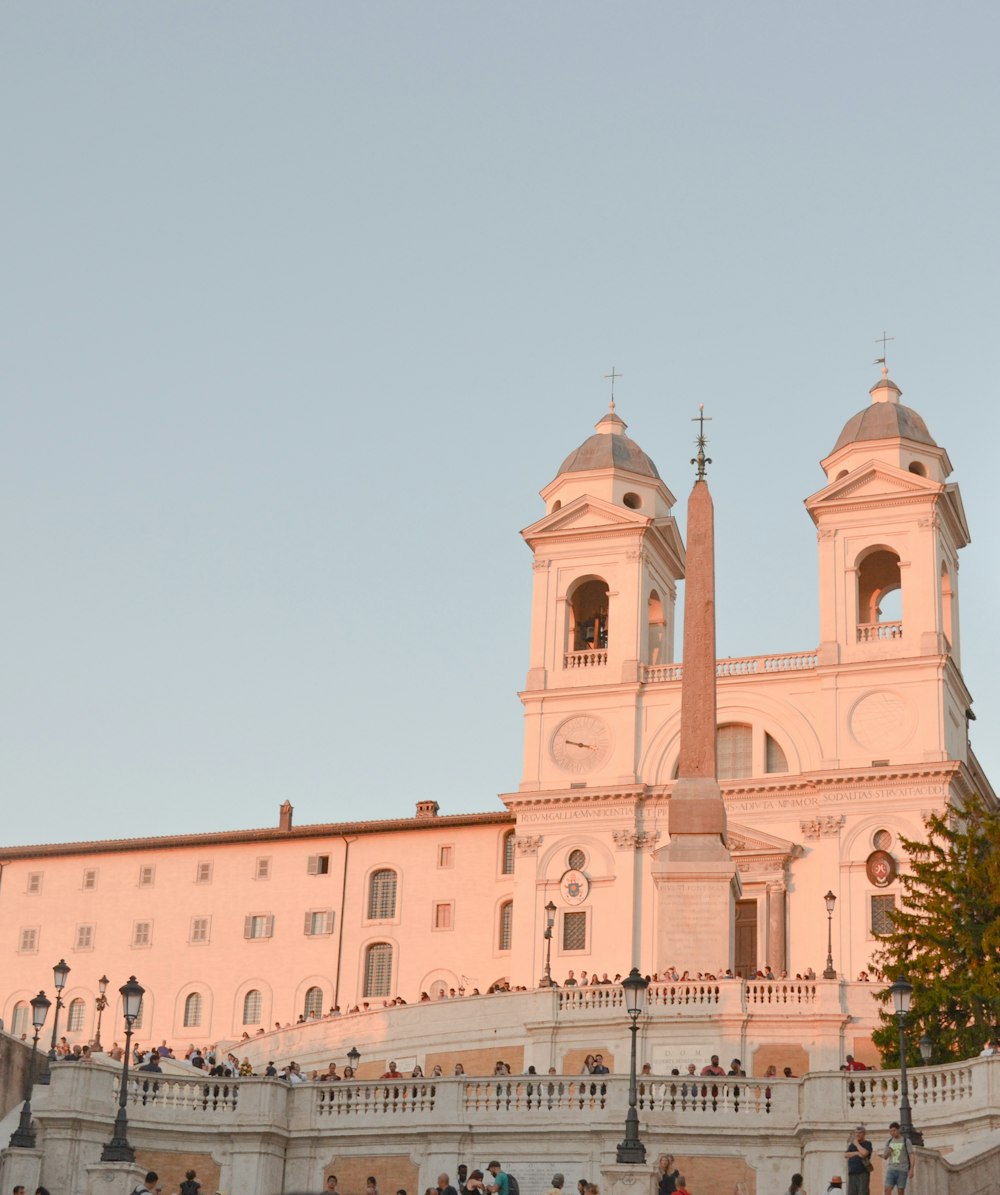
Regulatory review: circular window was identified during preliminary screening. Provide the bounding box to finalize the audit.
[873,829,892,851]
[623,492,642,510]
[568,848,586,870]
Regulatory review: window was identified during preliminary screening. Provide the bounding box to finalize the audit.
[132,997,144,1030]
[367,869,398,920]
[562,911,587,951]
[873,829,892,851]
[11,1002,29,1037]
[82,869,98,891]
[568,848,586,871]
[569,578,610,651]
[364,943,393,998]
[242,989,263,1025]
[196,860,213,884]
[190,917,211,944]
[133,920,152,947]
[437,844,454,868]
[184,992,203,1027]
[502,830,516,875]
[871,895,897,936]
[304,909,334,936]
[67,998,86,1032]
[303,986,324,1018]
[765,733,788,774]
[244,913,274,940]
[19,927,38,953]
[433,901,454,930]
[75,924,95,951]
[26,872,42,895]
[138,865,155,888]
[718,724,753,780]
[307,854,331,875]
[857,548,902,634]
[255,856,271,880]
[498,900,513,952]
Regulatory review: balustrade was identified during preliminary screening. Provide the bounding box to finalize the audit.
[642,650,819,684]
[564,649,608,669]
[857,621,903,642]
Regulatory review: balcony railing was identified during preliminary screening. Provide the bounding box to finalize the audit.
[857,621,903,642]
[643,650,819,684]
[564,649,608,669]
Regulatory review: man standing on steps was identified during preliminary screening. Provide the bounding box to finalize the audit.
[845,1126,873,1195]
[486,1162,509,1195]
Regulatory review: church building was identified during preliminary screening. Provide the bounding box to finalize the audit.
[1,366,990,1052]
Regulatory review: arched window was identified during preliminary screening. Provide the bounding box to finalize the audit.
[132,996,144,1030]
[367,869,398,920]
[364,943,393,997]
[303,986,323,1018]
[498,900,513,952]
[183,992,202,1028]
[647,590,666,664]
[857,548,902,640]
[11,1001,29,1038]
[242,989,262,1026]
[569,579,610,651]
[429,979,448,999]
[765,733,788,774]
[568,848,586,871]
[66,997,86,1033]
[717,723,753,780]
[501,830,515,875]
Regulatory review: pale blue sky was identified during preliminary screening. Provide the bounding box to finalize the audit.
[2,2,998,847]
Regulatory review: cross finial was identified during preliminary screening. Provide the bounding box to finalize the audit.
[691,404,712,480]
[874,330,894,372]
[603,366,622,410]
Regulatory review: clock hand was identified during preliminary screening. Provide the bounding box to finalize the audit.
[564,739,597,750]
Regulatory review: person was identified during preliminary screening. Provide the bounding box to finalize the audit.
[880,1122,914,1195]
[179,1171,201,1195]
[486,1161,509,1195]
[576,1180,588,1195]
[728,1059,745,1076]
[35,1189,52,1195]
[674,1177,691,1195]
[325,1178,338,1194]
[845,1054,867,1071]
[14,1187,25,1195]
[657,1154,679,1195]
[783,1067,795,1078]
[580,1054,595,1074]
[563,971,578,986]
[828,1178,844,1194]
[845,1125,874,1195]
[701,1054,725,1076]
[788,1176,805,1195]
[591,1053,610,1074]
[367,1178,379,1195]
[978,1039,995,1057]
[437,1175,458,1195]
[453,1063,466,1076]
[132,1175,158,1195]
[465,1171,487,1195]
[381,1061,402,1078]
[545,1176,565,1195]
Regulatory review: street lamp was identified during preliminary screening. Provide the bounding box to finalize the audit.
[615,966,650,1164]
[47,958,71,1060]
[822,891,837,979]
[919,1034,932,1065]
[9,990,51,1148]
[101,975,144,1162]
[94,975,110,1052]
[347,1046,360,1076]
[541,901,557,986]
[889,975,923,1147]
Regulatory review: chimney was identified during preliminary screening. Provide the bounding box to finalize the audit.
[279,800,293,831]
[415,800,439,818]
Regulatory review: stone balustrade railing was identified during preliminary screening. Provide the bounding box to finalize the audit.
[557,979,829,1014]
[564,649,608,668]
[857,621,903,642]
[642,649,819,684]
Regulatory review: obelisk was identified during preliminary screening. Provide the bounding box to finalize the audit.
[651,409,739,973]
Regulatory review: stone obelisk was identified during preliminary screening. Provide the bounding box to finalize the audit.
[651,410,739,973]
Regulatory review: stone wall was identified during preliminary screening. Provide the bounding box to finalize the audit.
[0,1031,37,1119]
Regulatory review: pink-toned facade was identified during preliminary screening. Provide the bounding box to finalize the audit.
[1,368,991,1050]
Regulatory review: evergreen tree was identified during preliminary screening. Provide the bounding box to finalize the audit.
[872,794,1000,1065]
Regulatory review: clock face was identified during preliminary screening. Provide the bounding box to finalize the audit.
[551,716,612,774]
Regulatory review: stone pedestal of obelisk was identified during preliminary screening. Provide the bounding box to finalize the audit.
[651,440,740,974]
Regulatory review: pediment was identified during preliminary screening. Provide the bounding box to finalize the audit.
[806,460,939,508]
[725,821,799,857]
[522,494,649,540]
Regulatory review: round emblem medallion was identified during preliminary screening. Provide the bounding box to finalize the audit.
[561,868,590,905]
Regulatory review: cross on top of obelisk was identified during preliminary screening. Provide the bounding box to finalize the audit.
[603,366,622,410]
[691,404,712,480]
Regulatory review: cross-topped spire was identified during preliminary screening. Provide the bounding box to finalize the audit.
[603,366,622,410]
[874,330,894,371]
[691,404,713,480]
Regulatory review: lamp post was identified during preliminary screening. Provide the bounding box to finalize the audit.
[47,958,70,1060]
[919,1034,932,1065]
[347,1046,360,1077]
[94,975,110,1052]
[889,976,923,1147]
[541,901,557,986]
[822,891,837,979]
[101,975,144,1162]
[615,966,650,1164]
[9,990,51,1149]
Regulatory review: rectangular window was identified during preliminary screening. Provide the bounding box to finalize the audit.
[498,901,513,952]
[82,868,98,891]
[437,844,454,868]
[132,920,153,947]
[244,913,274,940]
[433,901,454,931]
[307,854,331,875]
[304,909,334,936]
[255,856,271,880]
[562,911,587,952]
[190,916,211,944]
[871,894,897,936]
[26,872,42,895]
[196,860,213,884]
[19,927,39,953]
[138,864,155,888]
[75,924,95,951]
